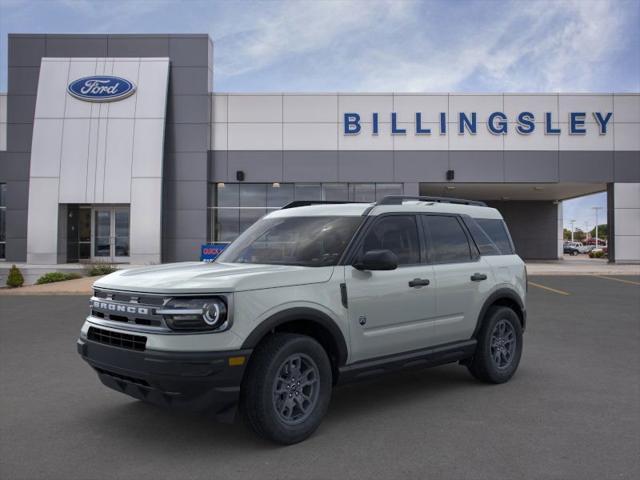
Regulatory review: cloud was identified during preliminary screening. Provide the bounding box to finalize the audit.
[212,0,638,92]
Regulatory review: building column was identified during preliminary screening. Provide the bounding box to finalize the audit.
[608,183,640,263]
[557,201,564,260]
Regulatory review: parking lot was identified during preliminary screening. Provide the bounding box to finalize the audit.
[1,275,639,480]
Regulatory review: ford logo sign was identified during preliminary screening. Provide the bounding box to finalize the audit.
[67,76,136,102]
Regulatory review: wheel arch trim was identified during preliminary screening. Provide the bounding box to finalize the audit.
[473,288,526,337]
[241,307,349,366]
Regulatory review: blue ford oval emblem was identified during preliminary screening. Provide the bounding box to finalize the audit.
[67,76,136,102]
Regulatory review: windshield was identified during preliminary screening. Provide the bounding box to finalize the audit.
[217,216,363,267]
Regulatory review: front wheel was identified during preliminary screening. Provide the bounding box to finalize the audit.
[241,333,332,444]
[467,306,523,384]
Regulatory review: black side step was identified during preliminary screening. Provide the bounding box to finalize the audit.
[337,339,476,385]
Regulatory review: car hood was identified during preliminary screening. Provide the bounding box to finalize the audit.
[93,262,335,294]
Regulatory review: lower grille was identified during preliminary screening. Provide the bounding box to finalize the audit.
[94,367,149,386]
[87,326,147,351]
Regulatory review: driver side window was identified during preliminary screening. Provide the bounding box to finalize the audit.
[360,215,420,265]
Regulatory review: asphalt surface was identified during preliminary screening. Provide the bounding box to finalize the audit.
[1,275,639,480]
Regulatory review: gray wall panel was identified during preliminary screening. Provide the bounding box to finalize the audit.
[487,200,559,259]
[164,180,208,211]
[394,151,449,182]
[169,36,211,67]
[7,67,40,95]
[6,208,28,239]
[45,36,108,57]
[283,151,338,182]
[6,124,33,153]
[0,153,30,181]
[559,151,614,182]
[8,36,45,67]
[165,152,209,181]
[107,35,170,57]
[6,95,36,124]
[450,151,504,182]
[167,95,210,124]
[165,123,209,153]
[163,209,208,239]
[169,67,210,95]
[614,151,640,182]
[228,151,283,182]
[209,151,228,182]
[6,180,29,208]
[5,237,26,262]
[338,151,394,182]
[505,151,559,182]
[163,237,204,262]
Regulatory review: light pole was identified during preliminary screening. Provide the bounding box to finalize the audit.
[592,206,603,248]
[570,219,576,242]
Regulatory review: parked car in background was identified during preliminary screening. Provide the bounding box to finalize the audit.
[564,242,583,255]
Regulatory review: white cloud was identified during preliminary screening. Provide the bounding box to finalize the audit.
[212,0,636,92]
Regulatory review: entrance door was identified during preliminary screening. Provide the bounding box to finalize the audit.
[92,206,130,262]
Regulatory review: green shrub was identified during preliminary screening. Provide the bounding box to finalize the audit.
[36,272,82,285]
[589,250,606,259]
[87,264,118,276]
[6,264,24,288]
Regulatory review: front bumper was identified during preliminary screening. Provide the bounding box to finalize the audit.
[77,337,252,422]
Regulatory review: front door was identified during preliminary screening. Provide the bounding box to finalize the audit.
[345,215,437,363]
[92,206,130,263]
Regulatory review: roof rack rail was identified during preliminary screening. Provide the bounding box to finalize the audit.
[375,195,487,207]
[281,200,361,210]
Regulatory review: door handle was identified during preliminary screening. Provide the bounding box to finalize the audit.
[470,273,488,282]
[409,278,430,288]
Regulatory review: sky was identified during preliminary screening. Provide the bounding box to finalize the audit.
[1,0,638,227]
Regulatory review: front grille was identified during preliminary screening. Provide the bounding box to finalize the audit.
[88,326,147,351]
[90,288,168,330]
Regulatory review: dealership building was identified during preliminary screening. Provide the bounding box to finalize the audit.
[0,33,638,268]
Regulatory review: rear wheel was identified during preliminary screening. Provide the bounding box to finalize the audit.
[241,333,332,444]
[467,306,523,384]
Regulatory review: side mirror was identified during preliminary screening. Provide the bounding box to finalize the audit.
[353,249,398,271]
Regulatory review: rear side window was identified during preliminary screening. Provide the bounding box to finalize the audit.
[360,215,420,265]
[462,218,501,256]
[475,218,514,254]
[423,215,472,264]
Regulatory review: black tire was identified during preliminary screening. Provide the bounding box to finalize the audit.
[240,333,332,444]
[572,250,579,256]
[467,306,523,384]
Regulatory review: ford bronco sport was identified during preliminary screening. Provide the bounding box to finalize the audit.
[78,196,526,444]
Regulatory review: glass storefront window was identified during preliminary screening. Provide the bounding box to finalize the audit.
[208,182,403,243]
[375,183,403,200]
[349,183,376,202]
[323,184,348,201]
[295,184,322,201]
[267,183,294,208]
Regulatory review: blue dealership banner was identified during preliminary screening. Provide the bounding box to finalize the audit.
[201,243,229,262]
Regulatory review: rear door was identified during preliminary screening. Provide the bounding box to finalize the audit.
[345,214,437,363]
[421,214,493,345]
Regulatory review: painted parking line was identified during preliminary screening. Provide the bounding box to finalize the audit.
[527,281,571,296]
[592,275,640,286]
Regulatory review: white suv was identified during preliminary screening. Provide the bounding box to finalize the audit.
[78,196,527,444]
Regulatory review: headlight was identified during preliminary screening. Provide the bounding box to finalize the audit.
[157,297,229,332]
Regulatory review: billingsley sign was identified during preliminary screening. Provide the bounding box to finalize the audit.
[343,111,613,135]
[68,76,136,102]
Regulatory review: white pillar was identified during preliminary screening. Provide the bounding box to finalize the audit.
[611,183,640,263]
[557,201,564,259]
